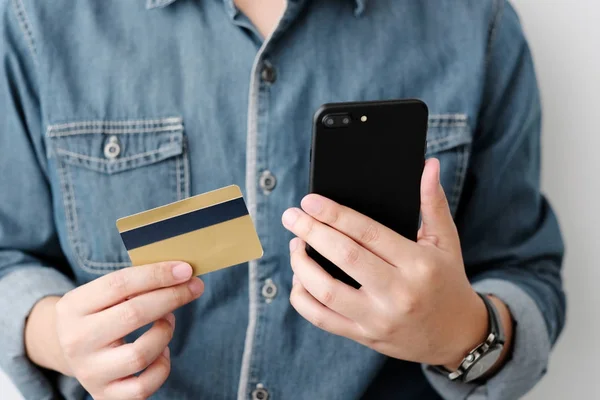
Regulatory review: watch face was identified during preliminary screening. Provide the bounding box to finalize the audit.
[463,347,503,382]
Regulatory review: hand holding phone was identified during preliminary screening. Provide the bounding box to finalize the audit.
[282,158,501,369]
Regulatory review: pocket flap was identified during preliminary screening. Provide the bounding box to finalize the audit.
[46,117,184,175]
[426,114,472,154]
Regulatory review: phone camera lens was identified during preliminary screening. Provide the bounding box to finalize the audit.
[342,117,350,125]
[325,118,335,126]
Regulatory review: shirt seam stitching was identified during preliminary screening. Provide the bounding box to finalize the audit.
[47,117,183,132]
[10,0,38,65]
[55,146,179,165]
[47,125,184,138]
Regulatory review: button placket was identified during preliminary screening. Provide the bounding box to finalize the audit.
[239,4,305,393]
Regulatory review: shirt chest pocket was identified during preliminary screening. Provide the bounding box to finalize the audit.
[46,117,189,275]
[426,114,473,216]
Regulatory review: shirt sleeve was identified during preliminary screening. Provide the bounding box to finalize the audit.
[422,1,566,399]
[0,2,77,399]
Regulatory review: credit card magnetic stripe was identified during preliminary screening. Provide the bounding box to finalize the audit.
[120,197,249,250]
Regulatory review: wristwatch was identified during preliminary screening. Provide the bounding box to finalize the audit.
[435,293,505,383]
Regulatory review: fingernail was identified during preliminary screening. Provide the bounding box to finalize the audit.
[301,195,322,215]
[282,208,300,227]
[162,346,170,359]
[172,263,192,281]
[188,277,204,296]
[165,313,175,328]
[289,238,299,252]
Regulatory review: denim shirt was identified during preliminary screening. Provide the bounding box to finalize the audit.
[0,0,565,399]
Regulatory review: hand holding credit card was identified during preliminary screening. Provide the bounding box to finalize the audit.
[116,185,263,276]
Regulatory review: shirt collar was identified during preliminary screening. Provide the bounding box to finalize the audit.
[146,0,369,16]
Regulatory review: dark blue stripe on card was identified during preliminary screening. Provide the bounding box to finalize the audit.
[120,197,249,250]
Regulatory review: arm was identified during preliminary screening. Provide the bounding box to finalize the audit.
[0,3,76,399]
[422,2,565,398]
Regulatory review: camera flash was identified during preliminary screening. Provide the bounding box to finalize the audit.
[361,115,367,122]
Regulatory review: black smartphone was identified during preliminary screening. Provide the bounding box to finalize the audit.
[308,99,428,288]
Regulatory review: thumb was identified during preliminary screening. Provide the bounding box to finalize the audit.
[418,158,459,251]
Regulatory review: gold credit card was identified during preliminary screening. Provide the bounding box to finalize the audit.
[116,185,263,276]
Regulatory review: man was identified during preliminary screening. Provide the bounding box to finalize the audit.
[0,0,565,399]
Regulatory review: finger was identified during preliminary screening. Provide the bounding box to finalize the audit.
[103,346,171,400]
[90,278,203,347]
[92,314,175,383]
[418,158,460,251]
[66,261,194,315]
[289,238,370,321]
[282,208,393,290]
[290,277,359,340]
[300,194,413,265]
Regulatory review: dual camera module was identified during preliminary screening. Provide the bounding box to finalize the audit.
[322,113,352,128]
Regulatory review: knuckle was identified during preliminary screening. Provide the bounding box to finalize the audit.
[168,286,188,307]
[401,294,421,315]
[357,325,380,346]
[324,205,340,226]
[289,291,298,307]
[158,351,171,370]
[360,223,380,245]
[289,285,302,307]
[127,347,150,372]
[151,262,171,287]
[342,243,360,266]
[130,381,151,400]
[357,323,378,343]
[60,334,83,359]
[289,249,300,269]
[107,271,130,295]
[75,367,95,386]
[119,303,143,326]
[373,318,397,339]
[415,256,436,282]
[318,283,337,307]
[361,336,379,348]
[311,311,328,331]
[300,217,315,238]
[158,319,175,340]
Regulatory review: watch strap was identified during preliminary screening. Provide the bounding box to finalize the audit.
[479,292,505,344]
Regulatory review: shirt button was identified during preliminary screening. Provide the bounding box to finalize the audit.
[260,61,277,84]
[251,387,269,400]
[259,170,277,193]
[261,279,277,302]
[104,136,121,159]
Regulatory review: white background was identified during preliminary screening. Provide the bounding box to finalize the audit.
[1,1,599,399]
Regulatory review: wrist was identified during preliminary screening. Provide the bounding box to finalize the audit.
[442,291,489,371]
[441,292,514,378]
[25,296,72,376]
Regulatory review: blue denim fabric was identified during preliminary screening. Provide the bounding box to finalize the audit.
[0,0,565,399]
